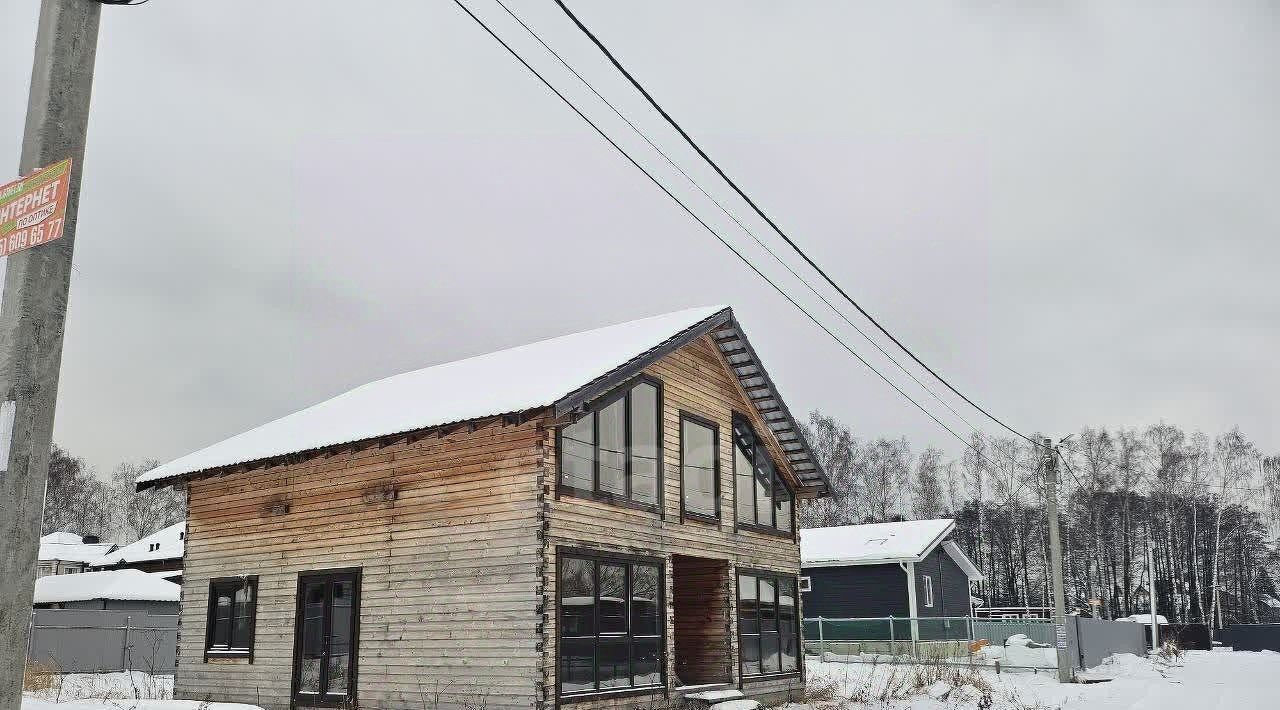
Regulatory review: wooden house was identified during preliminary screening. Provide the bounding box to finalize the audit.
[799,520,982,630]
[90,521,186,583]
[136,306,830,710]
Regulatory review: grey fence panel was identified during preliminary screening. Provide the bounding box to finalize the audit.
[27,610,177,673]
[1069,617,1147,670]
[971,619,1055,647]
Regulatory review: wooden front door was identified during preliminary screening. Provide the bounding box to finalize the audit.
[292,569,361,706]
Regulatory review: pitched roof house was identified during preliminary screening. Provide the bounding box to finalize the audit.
[799,519,982,638]
[36,532,117,578]
[90,521,186,582]
[138,306,829,710]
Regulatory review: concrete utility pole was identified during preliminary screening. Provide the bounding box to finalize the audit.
[1147,541,1160,650]
[0,4,100,710]
[1044,438,1072,682]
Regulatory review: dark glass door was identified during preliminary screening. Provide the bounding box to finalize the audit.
[293,570,360,705]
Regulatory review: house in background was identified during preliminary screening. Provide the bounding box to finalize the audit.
[32,568,180,615]
[799,519,982,631]
[90,521,186,583]
[36,532,117,577]
[135,306,830,710]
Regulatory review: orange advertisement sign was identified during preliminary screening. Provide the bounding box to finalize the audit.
[0,159,73,257]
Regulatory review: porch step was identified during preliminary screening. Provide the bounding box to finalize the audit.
[682,687,743,705]
[709,700,761,710]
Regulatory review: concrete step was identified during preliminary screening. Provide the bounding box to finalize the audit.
[708,700,761,710]
[683,688,743,703]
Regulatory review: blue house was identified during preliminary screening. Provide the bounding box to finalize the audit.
[799,519,982,628]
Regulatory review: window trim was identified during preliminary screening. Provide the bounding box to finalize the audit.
[203,575,259,662]
[735,567,803,682]
[290,567,362,707]
[922,575,934,608]
[556,375,664,514]
[678,410,721,523]
[731,414,796,537]
[555,546,667,703]
[798,576,812,593]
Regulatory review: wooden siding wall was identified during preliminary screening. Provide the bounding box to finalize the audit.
[542,336,805,709]
[176,419,545,710]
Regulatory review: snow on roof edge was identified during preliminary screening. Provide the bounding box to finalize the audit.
[137,306,731,488]
[942,540,984,581]
[33,569,180,604]
[800,519,956,567]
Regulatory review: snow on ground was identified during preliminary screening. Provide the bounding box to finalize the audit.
[802,649,1280,709]
[22,672,259,710]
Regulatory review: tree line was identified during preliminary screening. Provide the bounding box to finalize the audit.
[42,445,182,544]
[799,411,1280,626]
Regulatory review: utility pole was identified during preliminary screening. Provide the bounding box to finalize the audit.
[1044,438,1072,682]
[1147,541,1159,650]
[0,4,101,710]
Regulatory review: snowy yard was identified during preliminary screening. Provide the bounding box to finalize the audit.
[19,651,1279,710]
[21,672,259,710]
[801,650,1278,710]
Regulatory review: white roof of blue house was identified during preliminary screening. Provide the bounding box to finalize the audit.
[801,519,983,580]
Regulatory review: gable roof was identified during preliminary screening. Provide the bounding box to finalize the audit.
[38,532,117,564]
[89,521,185,568]
[137,306,829,495]
[941,540,984,581]
[800,519,956,566]
[33,569,180,605]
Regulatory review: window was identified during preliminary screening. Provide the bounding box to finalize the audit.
[205,576,258,658]
[559,552,663,697]
[798,576,811,593]
[738,572,799,676]
[559,378,661,509]
[680,413,719,520]
[732,417,793,534]
[294,569,360,704]
[922,575,934,608]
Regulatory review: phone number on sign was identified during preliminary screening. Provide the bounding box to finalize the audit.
[2,217,65,256]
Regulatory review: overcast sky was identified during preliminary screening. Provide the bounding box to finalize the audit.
[2,1,1276,475]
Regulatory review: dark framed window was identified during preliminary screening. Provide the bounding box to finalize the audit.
[558,550,664,698]
[732,416,794,535]
[680,412,719,521]
[292,569,361,706]
[558,377,662,510]
[738,572,799,677]
[205,576,258,660]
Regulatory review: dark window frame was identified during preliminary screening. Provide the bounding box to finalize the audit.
[204,575,258,662]
[290,567,362,707]
[736,568,803,682]
[555,546,666,703]
[731,414,796,538]
[556,375,664,514]
[678,410,720,524]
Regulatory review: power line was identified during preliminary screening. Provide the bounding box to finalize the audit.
[448,0,1017,476]
[551,0,1043,451]
[490,0,1001,449]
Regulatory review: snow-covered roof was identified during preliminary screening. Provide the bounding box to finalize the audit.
[801,519,956,566]
[90,522,185,568]
[942,540,984,581]
[1119,614,1169,624]
[32,569,180,604]
[136,306,830,494]
[38,532,116,564]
